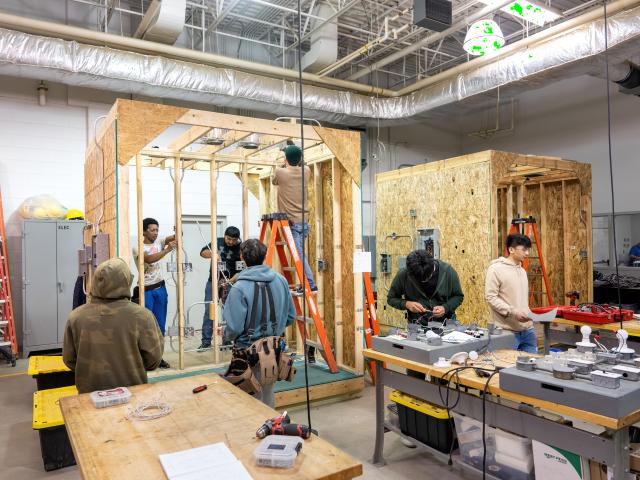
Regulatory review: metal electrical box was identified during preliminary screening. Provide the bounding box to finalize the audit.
[8,220,85,356]
[416,228,440,259]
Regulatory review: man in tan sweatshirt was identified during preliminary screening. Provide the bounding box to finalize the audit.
[485,233,537,353]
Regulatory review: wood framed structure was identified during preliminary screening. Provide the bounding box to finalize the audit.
[375,150,592,327]
[84,99,365,379]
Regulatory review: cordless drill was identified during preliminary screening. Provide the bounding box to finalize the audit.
[256,411,315,439]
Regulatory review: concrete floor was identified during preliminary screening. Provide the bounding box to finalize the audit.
[0,357,473,480]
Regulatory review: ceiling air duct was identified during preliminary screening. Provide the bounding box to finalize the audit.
[134,0,186,45]
[239,133,261,149]
[199,128,227,146]
[302,3,338,73]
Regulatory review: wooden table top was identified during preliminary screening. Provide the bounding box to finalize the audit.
[363,348,640,430]
[552,318,640,336]
[59,374,362,480]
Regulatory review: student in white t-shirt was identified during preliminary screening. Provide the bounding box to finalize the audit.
[132,217,176,369]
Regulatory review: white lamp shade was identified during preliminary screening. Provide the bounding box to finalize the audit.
[463,19,505,56]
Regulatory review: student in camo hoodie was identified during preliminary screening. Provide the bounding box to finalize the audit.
[485,233,537,353]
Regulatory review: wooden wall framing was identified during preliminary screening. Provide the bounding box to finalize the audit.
[375,150,592,327]
[84,99,364,373]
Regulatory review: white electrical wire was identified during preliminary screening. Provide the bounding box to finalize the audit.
[126,398,172,421]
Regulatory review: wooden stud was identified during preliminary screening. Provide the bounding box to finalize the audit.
[540,183,547,306]
[210,161,220,365]
[506,184,514,228]
[174,157,185,370]
[516,184,524,218]
[562,181,571,303]
[313,164,325,343]
[135,155,145,309]
[332,158,343,366]
[176,110,321,141]
[242,154,249,239]
[352,180,364,374]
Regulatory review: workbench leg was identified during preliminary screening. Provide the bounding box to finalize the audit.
[611,427,630,480]
[372,360,386,466]
[543,322,550,355]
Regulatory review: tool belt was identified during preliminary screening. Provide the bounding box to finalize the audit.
[222,281,296,395]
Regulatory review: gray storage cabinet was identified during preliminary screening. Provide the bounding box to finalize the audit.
[9,220,84,356]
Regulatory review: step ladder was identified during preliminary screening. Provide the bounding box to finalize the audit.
[362,272,382,384]
[0,188,17,367]
[259,213,338,374]
[505,216,553,306]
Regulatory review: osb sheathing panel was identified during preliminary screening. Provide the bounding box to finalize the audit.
[115,99,188,166]
[321,162,335,345]
[340,167,355,368]
[522,185,543,306]
[376,157,493,327]
[314,126,361,186]
[541,182,565,305]
[564,179,591,303]
[84,119,118,256]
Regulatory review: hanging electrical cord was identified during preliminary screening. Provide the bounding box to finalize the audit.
[297,0,313,433]
[602,0,624,331]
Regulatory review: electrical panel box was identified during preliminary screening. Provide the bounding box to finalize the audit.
[91,233,110,268]
[363,235,377,278]
[413,0,452,32]
[416,228,440,259]
[380,253,391,274]
[9,220,85,356]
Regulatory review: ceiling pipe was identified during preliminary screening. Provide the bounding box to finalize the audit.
[0,9,394,97]
[347,0,516,81]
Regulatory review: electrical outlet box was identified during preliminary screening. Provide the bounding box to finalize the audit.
[380,253,391,274]
[318,259,328,271]
[416,228,440,259]
[409,209,417,218]
[397,256,407,270]
[91,233,110,267]
[78,248,90,276]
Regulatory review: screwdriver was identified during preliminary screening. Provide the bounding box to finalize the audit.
[192,382,216,394]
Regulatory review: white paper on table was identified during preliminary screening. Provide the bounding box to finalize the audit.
[159,443,253,480]
[353,251,372,273]
[527,308,558,323]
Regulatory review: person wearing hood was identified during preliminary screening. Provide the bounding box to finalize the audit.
[485,233,536,353]
[62,258,164,394]
[222,239,296,407]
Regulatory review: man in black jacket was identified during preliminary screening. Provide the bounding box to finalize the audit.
[388,249,464,324]
[198,226,243,350]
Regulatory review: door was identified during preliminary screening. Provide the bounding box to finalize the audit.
[24,221,57,347]
[56,221,85,342]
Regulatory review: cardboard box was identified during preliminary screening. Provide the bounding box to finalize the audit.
[533,440,590,480]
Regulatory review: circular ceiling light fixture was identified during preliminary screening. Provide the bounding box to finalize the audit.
[463,19,505,56]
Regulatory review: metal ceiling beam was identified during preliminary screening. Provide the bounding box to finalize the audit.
[347,0,516,80]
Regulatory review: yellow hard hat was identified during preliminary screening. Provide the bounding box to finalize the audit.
[65,208,84,220]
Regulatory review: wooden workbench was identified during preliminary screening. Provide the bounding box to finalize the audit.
[364,348,633,479]
[59,374,362,480]
[551,318,640,336]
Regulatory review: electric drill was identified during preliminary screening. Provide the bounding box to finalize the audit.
[256,411,314,439]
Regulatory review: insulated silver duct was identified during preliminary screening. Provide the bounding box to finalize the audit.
[0,4,640,125]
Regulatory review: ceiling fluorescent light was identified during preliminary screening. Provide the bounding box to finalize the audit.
[463,19,505,56]
[477,0,561,26]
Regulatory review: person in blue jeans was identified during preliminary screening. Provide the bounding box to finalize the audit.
[198,226,242,351]
[271,144,317,295]
[485,233,537,353]
[132,217,175,368]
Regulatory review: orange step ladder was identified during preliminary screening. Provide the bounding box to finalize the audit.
[362,272,381,384]
[0,188,17,367]
[259,213,338,374]
[505,216,553,306]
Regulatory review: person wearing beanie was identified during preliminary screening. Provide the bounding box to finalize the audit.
[271,144,318,296]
